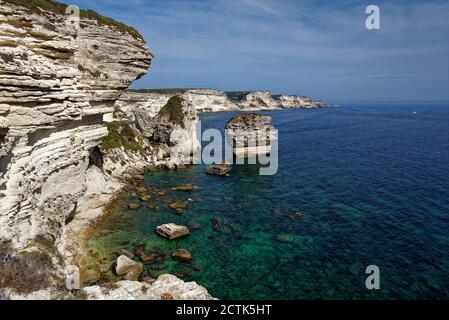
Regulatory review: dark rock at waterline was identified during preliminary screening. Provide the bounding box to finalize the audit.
[175,208,183,215]
[205,164,231,176]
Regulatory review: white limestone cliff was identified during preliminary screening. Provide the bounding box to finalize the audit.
[0,0,210,300]
[118,89,326,113]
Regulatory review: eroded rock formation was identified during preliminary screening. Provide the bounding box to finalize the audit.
[0,0,151,246]
[226,113,277,157]
[0,0,208,300]
[119,89,327,113]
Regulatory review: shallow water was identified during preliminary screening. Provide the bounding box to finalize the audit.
[89,104,449,299]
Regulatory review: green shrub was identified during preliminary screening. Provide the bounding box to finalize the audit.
[158,95,185,128]
[101,121,140,151]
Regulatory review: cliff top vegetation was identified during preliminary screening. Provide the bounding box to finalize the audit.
[4,0,143,40]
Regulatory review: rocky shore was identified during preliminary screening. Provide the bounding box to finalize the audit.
[0,0,207,300]
[0,0,325,300]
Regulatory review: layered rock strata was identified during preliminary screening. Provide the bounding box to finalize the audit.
[119,89,327,113]
[0,0,209,300]
[225,113,277,157]
[0,0,151,247]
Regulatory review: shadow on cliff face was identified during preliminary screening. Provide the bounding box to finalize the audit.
[88,146,104,169]
[0,236,64,295]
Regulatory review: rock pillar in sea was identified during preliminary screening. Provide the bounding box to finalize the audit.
[225,113,277,158]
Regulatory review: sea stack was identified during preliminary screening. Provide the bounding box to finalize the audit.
[225,113,277,158]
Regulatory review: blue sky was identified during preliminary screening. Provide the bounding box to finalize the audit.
[63,0,449,103]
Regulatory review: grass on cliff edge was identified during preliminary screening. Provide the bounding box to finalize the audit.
[158,95,186,128]
[4,0,143,40]
[101,121,141,151]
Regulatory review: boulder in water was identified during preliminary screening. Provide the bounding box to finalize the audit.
[205,164,231,176]
[169,201,188,209]
[139,195,151,202]
[156,223,190,240]
[117,249,134,259]
[225,113,277,157]
[128,203,141,210]
[171,249,193,262]
[173,184,194,191]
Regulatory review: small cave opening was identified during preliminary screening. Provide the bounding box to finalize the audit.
[0,128,8,145]
[88,146,104,169]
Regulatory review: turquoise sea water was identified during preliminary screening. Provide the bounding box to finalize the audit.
[89,104,449,299]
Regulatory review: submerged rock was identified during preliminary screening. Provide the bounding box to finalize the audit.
[175,208,184,216]
[139,195,151,202]
[156,223,190,240]
[136,187,147,193]
[291,212,304,220]
[173,184,194,191]
[128,203,141,210]
[186,222,201,231]
[171,249,193,262]
[168,201,188,209]
[192,263,202,272]
[275,234,295,244]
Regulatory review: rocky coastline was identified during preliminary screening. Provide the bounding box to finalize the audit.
[0,0,326,300]
[121,88,327,113]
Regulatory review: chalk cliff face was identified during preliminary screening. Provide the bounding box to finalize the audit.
[118,89,240,113]
[119,89,326,113]
[0,0,211,300]
[0,0,153,247]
